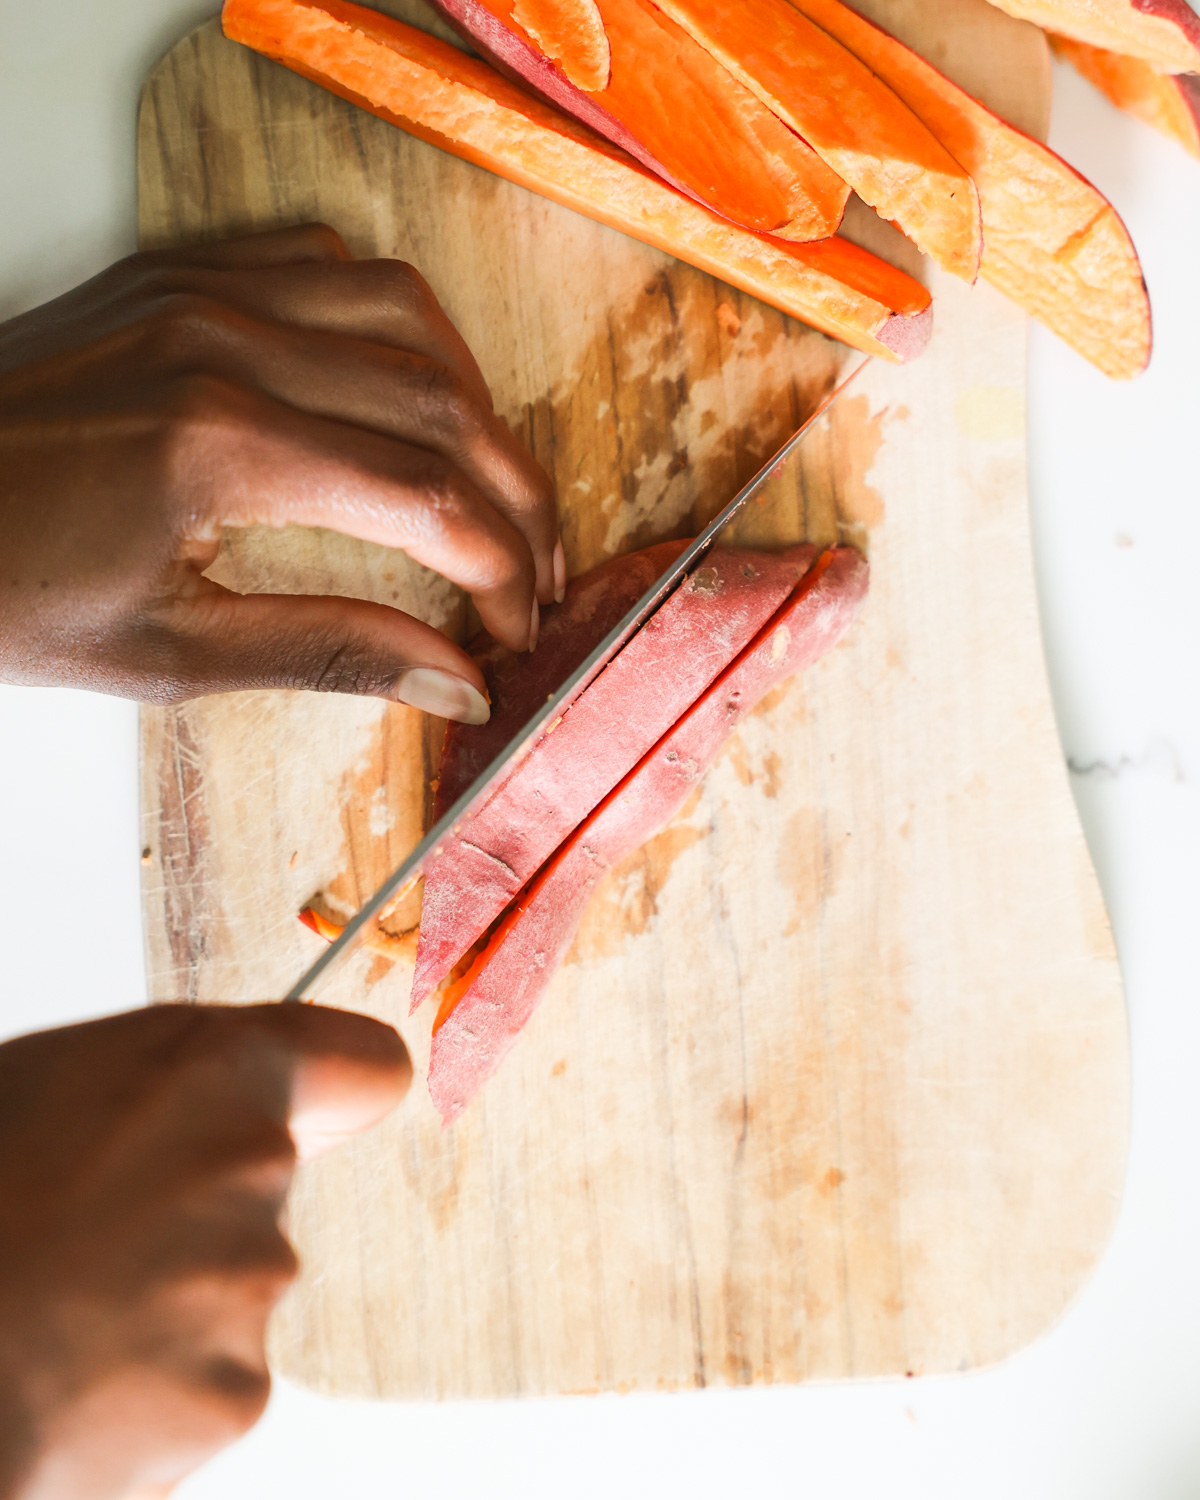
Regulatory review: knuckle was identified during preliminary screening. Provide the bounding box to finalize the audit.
[139,291,237,362]
[372,257,434,314]
[127,261,197,304]
[117,244,183,280]
[148,372,249,501]
[413,452,471,518]
[416,363,479,436]
[294,221,348,260]
[201,1358,273,1436]
[111,623,206,706]
[255,1228,301,1286]
[293,633,394,698]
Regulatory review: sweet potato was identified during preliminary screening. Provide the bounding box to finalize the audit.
[428,545,869,1123]
[1052,34,1200,159]
[429,0,851,240]
[299,906,419,961]
[410,543,819,1011]
[221,0,933,361]
[650,0,983,281]
[981,0,1200,73]
[787,0,1152,379]
[507,0,610,89]
[436,540,689,822]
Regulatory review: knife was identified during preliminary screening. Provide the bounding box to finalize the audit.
[286,355,867,1001]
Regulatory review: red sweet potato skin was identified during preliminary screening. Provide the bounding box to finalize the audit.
[411,544,818,1011]
[429,0,698,196]
[1183,73,1200,132]
[435,540,688,821]
[428,545,869,1122]
[1136,0,1200,55]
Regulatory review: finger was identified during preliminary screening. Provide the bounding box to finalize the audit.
[156,583,493,720]
[0,228,354,379]
[133,221,352,273]
[231,1004,412,1160]
[143,256,497,412]
[35,1362,272,1500]
[162,376,539,651]
[135,298,559,602]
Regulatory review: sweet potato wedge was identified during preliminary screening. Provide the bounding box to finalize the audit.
[429,0,851,240]
[428,544,869,1123]
[410,543,819,1011]
[651,0,982,281]
[435,540,689,823]
[980,0,1200,74]
[787,0,1152,379]
[1052,34,1200,159]
[508,0,610,89]
[221,0,933,361]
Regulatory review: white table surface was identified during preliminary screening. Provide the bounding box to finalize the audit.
[2,4,1198,1495]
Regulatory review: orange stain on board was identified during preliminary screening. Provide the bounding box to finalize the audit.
[567,790,709,964]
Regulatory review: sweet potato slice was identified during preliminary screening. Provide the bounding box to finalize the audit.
[435,540,689,820]
[221,0,932,361]
[786,0,1152,379]
[650,0,982,281]
[410,543,818,1011]
[981,0,1200,74]
[510,0,609,90]
[1052,34,1200,158]
[428,545,869,1123]
[430,0,850,240]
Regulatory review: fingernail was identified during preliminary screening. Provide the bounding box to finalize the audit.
[529,598,540,653]
[553,540,566,604]
[392,668,490,724]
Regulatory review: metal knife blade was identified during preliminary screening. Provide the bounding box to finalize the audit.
[286,355,867,1001]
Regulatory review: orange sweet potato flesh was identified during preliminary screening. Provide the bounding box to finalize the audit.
[787,0,1152,379]
[428,545,869,1123]
[1052,34,1200,159]
[437,0,851,240]
[221,0,931,361]
[981,0,1200,74]
[510,0,610,90]
[652,0,982,282]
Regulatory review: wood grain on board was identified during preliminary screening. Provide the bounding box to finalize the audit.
[138,0,1127,1398]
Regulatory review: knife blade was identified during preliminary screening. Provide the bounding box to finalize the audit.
[286,355,867,1001]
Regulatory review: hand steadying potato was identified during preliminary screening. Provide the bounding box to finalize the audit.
[0,223,564,722]
[0,1003,410,1500]
[0,225,565,1493]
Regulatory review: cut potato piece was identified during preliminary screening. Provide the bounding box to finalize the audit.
[431,0,851,239]
[435,541,689,820]
[788,0,1151,377]
[409,544,817,1011]
[652,0,982,281]
[428,545,869,1122]
[510,0,610,89]
[1052,34,1200,158]
[980,0,1200,74]
[221,0,931,359]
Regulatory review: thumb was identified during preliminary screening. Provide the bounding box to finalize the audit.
[162,585,492,722]
[234,1002,412,1160]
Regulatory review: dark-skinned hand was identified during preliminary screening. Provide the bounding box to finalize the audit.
[0,223,563,723]
[0,1002,410,1500]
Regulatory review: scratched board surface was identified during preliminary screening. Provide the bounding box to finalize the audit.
[139,0,1128,1397]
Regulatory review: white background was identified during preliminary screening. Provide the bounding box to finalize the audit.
[1,3,1198,1495]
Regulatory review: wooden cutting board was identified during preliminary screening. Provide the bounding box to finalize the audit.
[138,0,1128,1398]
